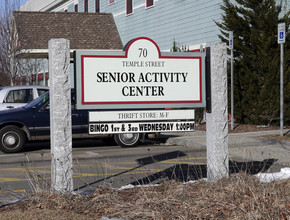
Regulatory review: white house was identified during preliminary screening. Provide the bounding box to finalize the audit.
[20,0,288,51]
[18,0,288,86]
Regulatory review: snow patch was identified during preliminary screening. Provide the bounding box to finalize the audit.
[256,167,290,183]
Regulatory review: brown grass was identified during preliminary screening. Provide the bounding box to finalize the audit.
[196,123,285,133]
[263,133,290,142]
[1,173,289,219]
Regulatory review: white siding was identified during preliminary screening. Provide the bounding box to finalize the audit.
[20,0,56,11]
[88,0,95,12]
[20,0,288,50]
[102,0,223,50]
[68,3,74,12]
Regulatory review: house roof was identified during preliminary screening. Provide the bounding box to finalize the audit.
[13,11,123,57]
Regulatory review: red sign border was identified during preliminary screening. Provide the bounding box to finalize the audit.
[81,37,203,105]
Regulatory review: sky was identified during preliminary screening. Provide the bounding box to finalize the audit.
[19,0,28,7]
[0,0,28,12]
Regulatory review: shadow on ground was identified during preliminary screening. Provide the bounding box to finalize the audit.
[130,158,278,185]
[74,150,187,191]
[75,150,277,191]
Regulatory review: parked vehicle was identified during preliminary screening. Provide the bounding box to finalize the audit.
[0,92,142,153]
[0,85,49,111]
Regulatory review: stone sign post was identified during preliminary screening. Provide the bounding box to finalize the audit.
[48,38,73,193]
[206,43,229,182]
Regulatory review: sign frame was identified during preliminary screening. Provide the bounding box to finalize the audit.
[229,31,233,49]
[74,37,206,110]
[278,22,286,44]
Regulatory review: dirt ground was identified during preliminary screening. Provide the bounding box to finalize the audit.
[0,124,289,219]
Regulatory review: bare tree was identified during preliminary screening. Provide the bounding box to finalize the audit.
[0,0,20,85]
[21,58,45,85]
[0,0,43,86]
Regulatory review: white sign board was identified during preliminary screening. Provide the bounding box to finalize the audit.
[229,31,233,49]
[89,109,195,122]
[89,109,195,134]
[75,37,205,109]
[89,121,195,134]
[278,23,286,44]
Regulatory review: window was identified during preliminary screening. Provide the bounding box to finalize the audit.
[74,4,78,12]
[109,0,115,4]
[37,89,48,96]
[40,102,50,112]
[84,0,88,12]
[146,0,154,8]
[126,0,133,15]
[95,0,100,13]
[5,89,33,103]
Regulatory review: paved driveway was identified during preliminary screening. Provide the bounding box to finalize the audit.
[1,130,289,206]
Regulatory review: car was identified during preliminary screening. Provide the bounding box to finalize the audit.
[0,85,49,111]
[0,91,142,153]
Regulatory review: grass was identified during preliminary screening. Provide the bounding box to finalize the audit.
[0,172,289,219]
[264,133,290,142]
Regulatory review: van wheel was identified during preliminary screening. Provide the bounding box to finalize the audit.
[114,133,140,148]
[0,126,26,153]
